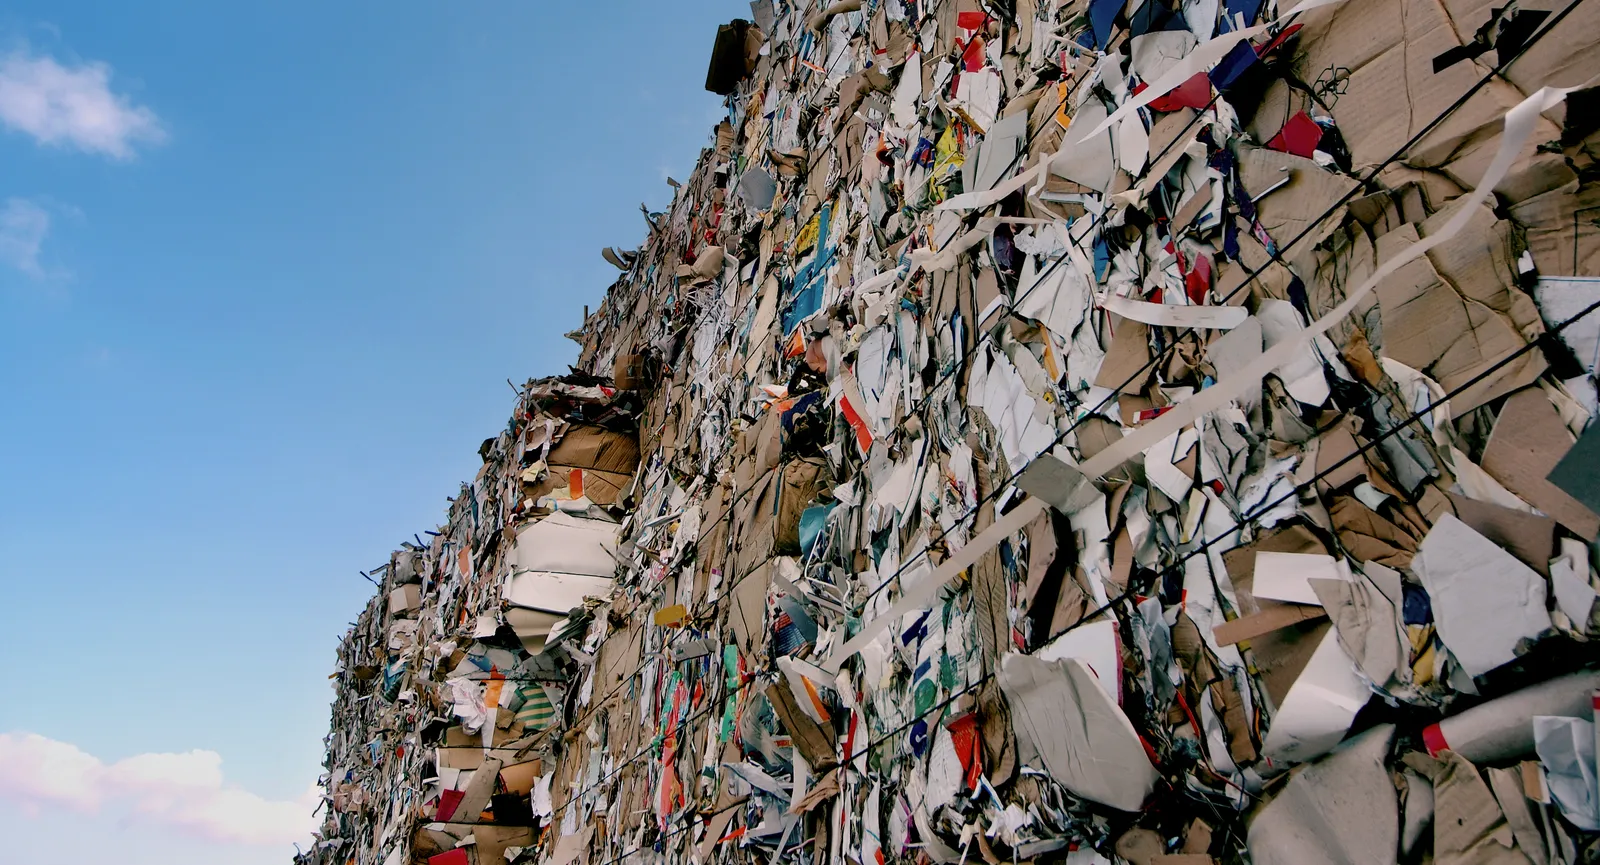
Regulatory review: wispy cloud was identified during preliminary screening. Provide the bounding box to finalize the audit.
[0,197,51,277]
[0,46,164,159]
[0,732,318,847]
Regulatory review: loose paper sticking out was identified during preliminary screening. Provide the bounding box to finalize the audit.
[1258,627,1370,765]
[999,654,1158,811]
[1533,715,1600,831]
[1413,515,1552,678]
[1251,552,1349,606]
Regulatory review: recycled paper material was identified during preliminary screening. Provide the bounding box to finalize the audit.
[300,6,1600,864]
[1247,724,1397,865]
[1413,514,1552,678]
[1258,626,1370,765]
[1533,715,1600,831]
[999,654,1157,811]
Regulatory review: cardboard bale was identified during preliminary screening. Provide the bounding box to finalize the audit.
[531,424,640,505]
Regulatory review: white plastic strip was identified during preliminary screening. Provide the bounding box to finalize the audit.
[1102,294,1249,329]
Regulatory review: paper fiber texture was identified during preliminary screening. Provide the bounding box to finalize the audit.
[302,3,1600,864]
[999,654,1157,811]
[1413,514,1552,678]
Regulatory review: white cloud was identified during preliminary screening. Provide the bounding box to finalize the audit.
[0,46,164,159]
[0,197,51,276]
[0,732,318,847]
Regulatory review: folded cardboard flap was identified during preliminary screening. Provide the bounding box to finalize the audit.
[705,19,760,96]
[1259,625,1372,765]
[613,351,655,390]
[529,424,640,506]
[1329,496,1419,569]
[1373,223,1541,415]
[729,560,771,654]
[733,469,780,577]
[389,583,420,615]
[1482,388,1600,540]
[1402,749,1525,865]
[1213,602,1327,646]
[775,457,829,555]
[499,760,542,797]
[764,678,836,769]
[1239,145,1360,248]
[474,825,537,864]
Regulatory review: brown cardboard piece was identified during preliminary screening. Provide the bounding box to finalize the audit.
[1172,612,1258,766]
[734,469,780,577]
[1509,179,1600,277]
[1113,828,1165,865]
[1095,317,1153,394]
[490,708,525,746]
[438,729,524,771]
[729,560,771,655]
[499,760,542,797]
[613,352,654,390]
[1486,766,1548,865]
[389,583,420,615]
[1421,201,1543,335]
[705,20,760,96]
[437,747,490,771]
[1238,146,1359,251]
[418,823,535,863]
[1289,0,1539,175]
[765,679,837,769]
[1213,603,1327,646]
[1402,750,1525,865]
[474,825,537,864]
[974,266,1003,330]
[775,457,829,555]
[787,768,841,814]
[1220,524,1333,704]
[1481,388,1600,540]
[1373,223,1542,415]
[1311,564,1406,688]
[695,492,730,605]
[1446,492,1557,576]
[589,621,643,715]
[452,757,502,825]
[733,411,783,496]
[1312,417,1367,493]
[533,424,641,506]
[1328,496,1418,569]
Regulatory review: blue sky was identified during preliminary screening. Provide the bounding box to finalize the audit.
[0,3,733,861]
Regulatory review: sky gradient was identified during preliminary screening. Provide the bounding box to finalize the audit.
[0,3,735,861]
